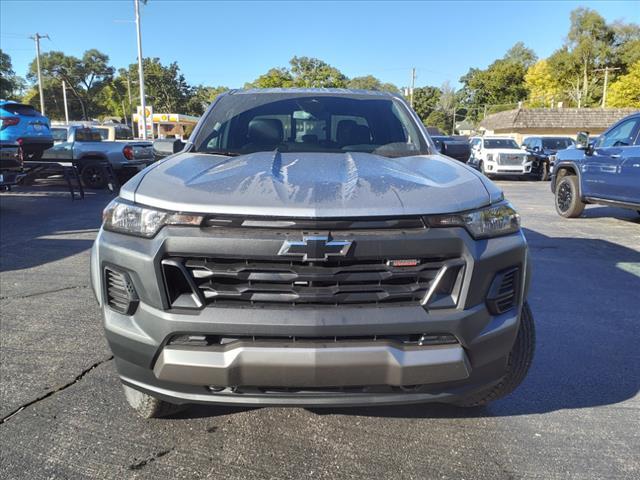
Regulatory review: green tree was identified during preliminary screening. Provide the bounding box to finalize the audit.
[1,49,23,100]
[247,57,348,89]
[185,85,228,115]
[123,58,192,113]
[347,75,398,92]
[424,110,449,134]
[245,67,293,88]
[607,61,640,108]
[459,58,528,120]
[29,49,114,119]
[289,56,348,88]
[411,86,441,122]
[565,7,613,106]
[504,42,538,69]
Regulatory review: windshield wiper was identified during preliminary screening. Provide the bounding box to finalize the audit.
[202,150,242,157]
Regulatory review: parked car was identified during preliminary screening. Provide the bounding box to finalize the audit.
[521,136,575,181]
[0,144,24,190]
[44,125,154,188]
[0,101,53,160]
[551,112,640,218]
[431,135,471,162]
[468,136,533,178]
[92,88,535,418]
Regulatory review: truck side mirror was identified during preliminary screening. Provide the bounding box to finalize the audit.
[575,131,590,150]
[153,138,185,159]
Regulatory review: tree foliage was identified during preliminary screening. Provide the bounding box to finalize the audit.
[347,75,398,92]
[524,60,563,107]
[27,49,114,119]
[607,61,640,108]
[1,49,24,100]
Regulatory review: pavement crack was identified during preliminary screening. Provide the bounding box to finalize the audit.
[0,355,113,425]
[128,447,175,470]
[0,284,89,300]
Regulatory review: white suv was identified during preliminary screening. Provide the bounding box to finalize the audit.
[469,137,532,178]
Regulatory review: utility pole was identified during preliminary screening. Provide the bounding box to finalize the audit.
[61,80,69,123]
[410,68,416,108]
[594,66,621,108]
[134,0,148,139]
[451,106,456,134]
[29,33,49,115]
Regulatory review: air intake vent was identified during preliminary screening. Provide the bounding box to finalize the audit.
[104,268,138,315]
[486,267,519,315]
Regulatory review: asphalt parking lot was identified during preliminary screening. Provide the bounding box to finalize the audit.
[1,180,639,480]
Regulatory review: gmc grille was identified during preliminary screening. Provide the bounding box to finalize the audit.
[497,154,526,166]
[162,256,464,308]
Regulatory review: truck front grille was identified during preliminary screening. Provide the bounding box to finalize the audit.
[497,154,526,166]
[163,256,463,308]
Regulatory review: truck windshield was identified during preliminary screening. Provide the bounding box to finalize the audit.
[51,128,68,142]
[75,129,102,142]
[95,128,110,140]
[542,138,574,150]
[484,139,520,149]
[193,93,428,158]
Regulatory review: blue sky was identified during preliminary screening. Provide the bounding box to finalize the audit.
[1,0,638,89]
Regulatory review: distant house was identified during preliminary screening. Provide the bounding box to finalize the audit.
[455,119,475,136]
[479,108,638,143]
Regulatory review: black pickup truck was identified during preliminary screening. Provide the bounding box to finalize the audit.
[431,135,471,163]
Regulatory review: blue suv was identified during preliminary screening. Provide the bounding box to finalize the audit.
[0,101,53,159]
[551,112,640,218]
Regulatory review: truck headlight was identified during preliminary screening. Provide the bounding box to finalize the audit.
[486,153,493,162]
[426,202,520,239]
[102,198,203,238]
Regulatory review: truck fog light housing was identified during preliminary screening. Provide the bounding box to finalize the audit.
[104,267,139,315]
[425,202,520,239]
[102,198,203,238]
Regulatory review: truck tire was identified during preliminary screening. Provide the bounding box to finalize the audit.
[555,175,585,218]
[80,164,108,189]
[453,302,535,407]
[122,384,186,419]
[539,161,549,181]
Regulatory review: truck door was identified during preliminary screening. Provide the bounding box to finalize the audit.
[583,117,640,201]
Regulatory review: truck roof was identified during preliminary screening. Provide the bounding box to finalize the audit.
[229,88,399,98]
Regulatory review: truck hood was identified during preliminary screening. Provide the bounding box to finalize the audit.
[128,151,493,217]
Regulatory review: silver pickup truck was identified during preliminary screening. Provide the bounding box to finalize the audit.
[45,125,154,188]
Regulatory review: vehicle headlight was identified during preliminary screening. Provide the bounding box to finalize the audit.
[102,198,203,238]
[486,153,493,162]
[426,202,520,239]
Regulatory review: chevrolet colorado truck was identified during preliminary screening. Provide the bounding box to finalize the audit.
[46,125,154,188]
[91,89,535,418]
[552,113,640,218]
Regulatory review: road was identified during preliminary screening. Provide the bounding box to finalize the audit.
[1,181,639,480]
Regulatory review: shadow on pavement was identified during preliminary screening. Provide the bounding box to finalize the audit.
[300,228,640,419]
[0,187,112,272]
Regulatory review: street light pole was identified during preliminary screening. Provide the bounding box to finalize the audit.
[29,33,49,115]
[134,0,148,139]
[410,67,416,108]
[62,80,69,123]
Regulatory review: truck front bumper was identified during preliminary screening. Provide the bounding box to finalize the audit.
[91,224,530,407]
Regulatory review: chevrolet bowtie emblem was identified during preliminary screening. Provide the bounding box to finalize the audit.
[278,236,353,262]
